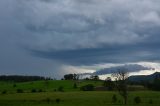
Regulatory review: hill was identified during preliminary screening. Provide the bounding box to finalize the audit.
[129,72,160,82]
[0,80,103,93]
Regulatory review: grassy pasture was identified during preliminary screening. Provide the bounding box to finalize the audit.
[0,80,159,106]
[0,80,103,93]
[0,91,160,106]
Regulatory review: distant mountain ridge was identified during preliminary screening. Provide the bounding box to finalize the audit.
[129,72,160,82]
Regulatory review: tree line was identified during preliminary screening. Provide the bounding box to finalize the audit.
[0,75,51,82]
[63,74,100,80]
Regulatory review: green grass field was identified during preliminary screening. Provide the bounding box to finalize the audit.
[0,91,160,106]
[0,80,160,106]
[0,80,103,93]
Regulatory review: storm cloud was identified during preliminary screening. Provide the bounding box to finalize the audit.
[94,64,155,75]
[0,0,160,78]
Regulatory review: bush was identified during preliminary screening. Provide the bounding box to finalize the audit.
[112,94,117,103]
[46,98,50,103]
[13,84,17,88]
[31,89,37,93]
[58,86,64,92]
[17,89,23,93]
[80,84,94,91]
[56,98,60,103]
[134,96,141,104]
[149,99,153,104]
[2,90,7,94]
[73,83,77,89]
[38,89,43,92]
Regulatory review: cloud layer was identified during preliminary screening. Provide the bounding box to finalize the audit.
[22,0,160,65]
[1,0,160,77]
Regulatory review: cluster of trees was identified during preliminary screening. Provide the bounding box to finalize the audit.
[103,77,115,91]
[0,75,51,82]
[141,78,160,91]
[63,74,100,81]
[89,75,99,80]
[128,77,160,91]
[63,74,79,80]
[151,77,160,90]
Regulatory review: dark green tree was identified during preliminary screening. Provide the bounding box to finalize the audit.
[112,94,117,103]
[134,96,141,104]
[64,74,79,80]
[90,75,99,80]
[73,83,78,89]
[104,77,115,90]
[152,76,160,91]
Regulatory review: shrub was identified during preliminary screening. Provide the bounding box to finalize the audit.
[58,86,64,92]
[31,89,37,93]
[38,89,43,92]
[112,94,117,103]
[56,98,60,103]
[17,89,23,93]
[44,80,49,87]
[134,96,141,104]
[73,83,77,89]
[2,90,7,94]
[149,99,153,104]
[46,98,50,103]
[13,84,17,88]
[80,84,94,91]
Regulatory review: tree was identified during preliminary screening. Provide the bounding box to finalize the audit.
[58,86,64,92]
[152,76,160,91]
[73,83,77,89]
[134,96,141,104]
[112,69,129,105]
[64,74,74,80]
[44,80,49,88]
[104,77,114,90]
[112,94,117,103]
[90,75,99,80]
[17,89,23,93]
[56,98,60,104]
[73,74,79,80]
[64,74,79,80]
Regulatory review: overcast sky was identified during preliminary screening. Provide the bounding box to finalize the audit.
[0,0,160,78]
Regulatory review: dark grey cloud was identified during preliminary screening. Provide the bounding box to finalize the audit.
[29,42,160,65]
[94,64,155,75]
[0,0,160,77]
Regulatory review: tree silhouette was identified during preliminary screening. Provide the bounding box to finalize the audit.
[112,69,128,105]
